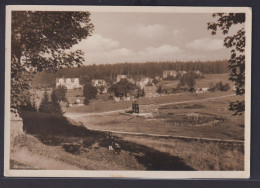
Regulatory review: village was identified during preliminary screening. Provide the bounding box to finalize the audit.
[50,69,234,109]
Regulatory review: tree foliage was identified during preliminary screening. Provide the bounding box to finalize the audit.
[53,85,67,102]
[179,72,196,91]
[207,13,245,115]
[38,90,63,115]
[83,83,98,105]
[209,81,230,92]
[11,11,94,114]
[108,79,139,98]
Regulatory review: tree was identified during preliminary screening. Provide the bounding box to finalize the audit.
[207,13,245,115]
[11,11,94,114]
[50,89,63,115]
[20,95,37,112]
[53,85,67,102]
[108,79,138,98]
[38,90,63,115]
[38,91,50,113]
[83,83,98,105]
[179,72,196,91]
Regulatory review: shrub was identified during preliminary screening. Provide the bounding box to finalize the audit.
[209,81,230,91]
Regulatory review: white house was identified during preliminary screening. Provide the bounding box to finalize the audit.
[56,78,83,90]
[91,79,107,94]
[178,70,187,77]
[92,79,107,87]
[116,75,127,82]
[196,87,209,93]
[163,70,177,79]
[144,86,158,97]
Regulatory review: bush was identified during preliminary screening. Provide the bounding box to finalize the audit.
[209,81,230,91]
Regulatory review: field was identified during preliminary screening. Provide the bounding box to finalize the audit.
[164,74,233,89]
[67,93,244,141]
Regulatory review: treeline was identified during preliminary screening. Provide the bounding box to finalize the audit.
[32,60,228,88]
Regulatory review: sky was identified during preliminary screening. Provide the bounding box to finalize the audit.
[70,12,244,65]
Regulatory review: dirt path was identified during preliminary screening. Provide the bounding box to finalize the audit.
[65,94,235,119]
[11,148,82,170]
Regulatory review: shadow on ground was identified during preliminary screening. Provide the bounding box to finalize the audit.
[21,111,194,171]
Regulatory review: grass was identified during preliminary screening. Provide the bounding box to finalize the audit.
[73,94,244,141]
[120,134,244,170]
[11,111,244,170]
[196,74,234,88]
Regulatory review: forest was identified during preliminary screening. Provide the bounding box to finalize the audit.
[31,60,228,88]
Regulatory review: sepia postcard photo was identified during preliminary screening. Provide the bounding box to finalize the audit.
[4,5,251,178]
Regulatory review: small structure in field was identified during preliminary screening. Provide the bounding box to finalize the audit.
[56,78,83,90]
[132,101,139,113]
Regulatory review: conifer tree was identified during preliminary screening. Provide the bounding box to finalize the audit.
[38,91,49,113]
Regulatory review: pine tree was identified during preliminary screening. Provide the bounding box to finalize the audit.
[38,91,49,113]
[50,90,63,115]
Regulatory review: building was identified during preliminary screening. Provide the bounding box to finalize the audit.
[92,79,107,87]
[196,87,209,93]
[91,79,107,94]
[144,86,158,97]
[154,76,161,80]
[163,70,177,79]
[178,70,187,77]
[194,70,202,75]
[138,77,152,89]
[116,75,127,82]
[56,78,83,90]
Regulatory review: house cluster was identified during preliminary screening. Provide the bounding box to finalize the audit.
[162,70,203,80]
[56,78,83,90]
[57,69,209,104]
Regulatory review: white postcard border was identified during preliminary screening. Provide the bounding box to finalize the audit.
[4,5,252,178]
